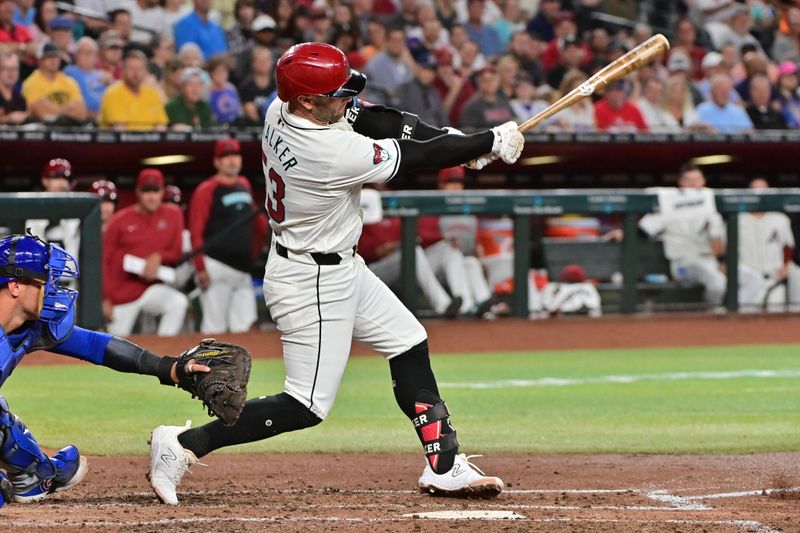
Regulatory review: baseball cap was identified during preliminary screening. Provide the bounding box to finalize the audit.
[433,48,453,67]
[667,52,691,72]
[411,47,437,69]
[778,61,798,77]
[136,168,164,191]
[700,51,723,70]
[559,264,587,283]
[214,138,241,158]
[180,66,205,85]
[49,16,74,31]
[37,42,60,60]
[563,36,583,49]
[100,31,124,49]
[251,14,277,33]
[438,166,465,184]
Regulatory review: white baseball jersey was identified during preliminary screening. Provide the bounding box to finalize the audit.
[738,212,794,277]
[262,99,401,254]
[639,211,725,263]
[261,99,426,420]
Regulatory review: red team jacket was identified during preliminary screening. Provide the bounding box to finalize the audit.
[359,216,442,263]
[102,203,185,305]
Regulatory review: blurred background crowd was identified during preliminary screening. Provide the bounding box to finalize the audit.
[2,0,800,132]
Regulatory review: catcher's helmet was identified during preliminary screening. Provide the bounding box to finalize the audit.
[0,233,51,285]
[90,179,118,202]
[42,158,73,179]
[276,42,366,102]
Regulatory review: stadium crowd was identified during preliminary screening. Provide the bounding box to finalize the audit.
[1,0,800,132]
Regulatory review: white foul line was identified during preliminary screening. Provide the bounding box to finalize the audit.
[440,369,800,389]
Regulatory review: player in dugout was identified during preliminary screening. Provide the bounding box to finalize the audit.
[148,42,524,504]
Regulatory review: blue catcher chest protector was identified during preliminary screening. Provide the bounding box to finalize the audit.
[0,232,79,342]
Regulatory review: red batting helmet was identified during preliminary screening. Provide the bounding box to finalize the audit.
[276,42,366,102]
[163,184,183,205]
[90,179,117,202]
[42,158,73,179]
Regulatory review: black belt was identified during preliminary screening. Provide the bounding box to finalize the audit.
[275,243,356,266]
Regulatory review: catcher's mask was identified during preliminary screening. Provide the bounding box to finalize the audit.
[0,231,79,340]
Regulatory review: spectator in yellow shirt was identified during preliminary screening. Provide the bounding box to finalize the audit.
[22,43,87,124]
[99,50,168,130]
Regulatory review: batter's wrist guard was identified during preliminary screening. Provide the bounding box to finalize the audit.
[413,396,459,465]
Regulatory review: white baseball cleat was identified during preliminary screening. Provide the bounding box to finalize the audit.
[418,453,504,499]
[146,420,199,505]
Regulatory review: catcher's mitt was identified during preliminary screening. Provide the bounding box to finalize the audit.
[175,338,252,426]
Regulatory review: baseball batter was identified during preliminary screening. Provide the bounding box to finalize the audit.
[148,42,524,504]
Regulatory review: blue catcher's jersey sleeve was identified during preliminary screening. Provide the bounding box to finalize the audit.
[50,326,113,365]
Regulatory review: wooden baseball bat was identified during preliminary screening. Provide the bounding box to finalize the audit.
[518,34,671,133]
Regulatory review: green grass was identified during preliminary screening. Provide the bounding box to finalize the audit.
[4,344,800,456]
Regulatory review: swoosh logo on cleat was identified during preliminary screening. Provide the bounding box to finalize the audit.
[160,449,177,464]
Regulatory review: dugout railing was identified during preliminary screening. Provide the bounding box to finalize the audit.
[0,193,103,328]
[381,189,800,317]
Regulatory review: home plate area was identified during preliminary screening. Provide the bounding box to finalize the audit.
[3,452,799,532]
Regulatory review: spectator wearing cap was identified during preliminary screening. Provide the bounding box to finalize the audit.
[745,74,787,130]
[594,79,648,133]
[98,31,125,81]
[21,42,86,123]
[47,15,74,66]
[776,61,800,128]
[773,7,800,64]
[432,47,474,127]
[65,37,110,122]
[396,48,447,127]
[546,36,586,90]
[90,179,118,231]
[103,168,188,336]
[0,51,29,125]
[460,66,514,128]
[464,0,503,58]
[670,17,708,81]
[174,0,227,60]
[27,158,81,266]
[0,0,33,58]
[99,50,167,130]
[666,49,706,106]
[363,27,415,105]
[188,138,268,334]
[526,0,560,43]
[508,30,545,87]
[207,54,242,124]
[121,0,167,46]
[239,46,275,124]
[694,50,736,105]
[696,73,753,134]
[166,66,213,129]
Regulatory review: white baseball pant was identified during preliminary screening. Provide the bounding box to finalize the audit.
[107,284,189,336]
[671,258,766,309]
[263,248,427,420]
[425,241,492,314]
[199,256,257,334]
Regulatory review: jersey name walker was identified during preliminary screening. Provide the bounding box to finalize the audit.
[262,99,400,254]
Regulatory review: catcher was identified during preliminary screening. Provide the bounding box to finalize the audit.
[0,232,250,509]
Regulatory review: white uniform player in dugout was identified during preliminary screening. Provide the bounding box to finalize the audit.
[147,42,524,504]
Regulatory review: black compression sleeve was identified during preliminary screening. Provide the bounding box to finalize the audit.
[348,103,446,140]
[396,131,493,174]
[103,337,177,385]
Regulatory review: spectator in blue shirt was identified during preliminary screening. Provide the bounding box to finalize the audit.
[174,0,227,60]
[464,0,504,58]
[696,73,754,134]
[64,38,110,122]
[207,54,242,124]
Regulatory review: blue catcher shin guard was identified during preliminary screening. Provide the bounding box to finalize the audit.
[0,471,12,509]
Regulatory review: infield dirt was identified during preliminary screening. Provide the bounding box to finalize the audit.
[12,314,800,532]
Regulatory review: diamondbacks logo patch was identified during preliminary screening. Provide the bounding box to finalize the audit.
[373,143,390,164]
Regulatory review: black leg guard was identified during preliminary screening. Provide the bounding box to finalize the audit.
[390,340,458,474]
[178,393,321,458]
